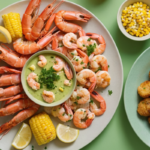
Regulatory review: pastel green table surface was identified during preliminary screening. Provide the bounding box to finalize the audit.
[1,0,150,150]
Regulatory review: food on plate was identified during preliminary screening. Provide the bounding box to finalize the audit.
[137,98,150,116]
[0,104,39,135]
[137,80,150,98]
[96,71,111,88]
[56,124,79,143]
[29,112,56,145]
[55,10,92,36]
[2,12,22,41]
[121,2,150,37]
[13,26,59,55]
[0,44,30,68]
[12,123,32,150]
[22,0,64,41]
[25,54,74,103]
[0,74,21,87]
[0,0,112,147]
[0,26,12,43]
[90,91,106,116]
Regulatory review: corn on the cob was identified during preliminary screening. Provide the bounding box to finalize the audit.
[2,12,22,41]
[29,112,56,145]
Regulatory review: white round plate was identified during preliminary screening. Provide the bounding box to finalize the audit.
[0,0,123,150]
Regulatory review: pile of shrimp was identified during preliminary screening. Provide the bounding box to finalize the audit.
[0,0,111,135]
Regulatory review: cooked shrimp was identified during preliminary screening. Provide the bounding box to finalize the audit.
[0,67,21,74]
[0,104,40,135]
[42,90,55,103]
[27,72,40,90]
[51,103,73,122]
[0,74,21,87]
[63,62,73,80]
[66,49,78,60]
[71,49,89,72]
[0,44,29,68]
[76,69,96,92]
[13,27,59,55]
[71,87,90,104]
[63,33,78,49]
[86,33,106,55]
[55,10,91,36]
[0,98,36,116]
[90,91,106,116]
[77,36,97,51]
[90,55,108,72]
[22,0,63,41]
[0,84,23,98]
[38,55,47,67]
[64,80,71,86]
[96,71,111,88]
[53,56,64,71]
[73,108,95,129]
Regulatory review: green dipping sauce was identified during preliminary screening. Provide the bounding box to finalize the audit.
[25,54,74,103]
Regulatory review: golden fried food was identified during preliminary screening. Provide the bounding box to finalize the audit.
[137,98,150,116]
[137,81,150,98]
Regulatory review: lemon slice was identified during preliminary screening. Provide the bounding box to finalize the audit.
[0,26,12,43]
[56,124,79,143]
[12,123,32,149]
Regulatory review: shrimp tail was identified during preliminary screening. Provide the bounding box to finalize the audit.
[64,62,73,80]
[90,91,105,102]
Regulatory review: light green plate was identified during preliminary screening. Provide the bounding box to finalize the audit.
[124,47,150,147]
[21,50,76,107]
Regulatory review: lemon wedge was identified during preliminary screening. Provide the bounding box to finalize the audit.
[12,123,32,149]
[56,124,79,143]
[0,26,12,43]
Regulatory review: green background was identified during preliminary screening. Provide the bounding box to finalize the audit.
[1,0,150,150]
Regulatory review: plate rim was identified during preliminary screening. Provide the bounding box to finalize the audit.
[124,46,150,147]
[0,0,124,149]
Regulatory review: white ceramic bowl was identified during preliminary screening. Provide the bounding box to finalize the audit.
[117,0,150,41]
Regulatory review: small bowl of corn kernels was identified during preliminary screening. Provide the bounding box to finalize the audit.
[117,0,150,41]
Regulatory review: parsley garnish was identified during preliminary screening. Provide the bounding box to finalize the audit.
[90,99,93,103]
[108,90,113,95]
[71,53,74,55]
[74,102,78,105]
[95,67,102,73]
[83,44,85,47]
[143,87,146,89]
[87,38,91,41]
[108,65,110,68]
[77,96,81,100]
[62,112,65,116]
[38,67,60,89]
[76,59,79,61]
[81,61,84,65]
[87,43,96,56]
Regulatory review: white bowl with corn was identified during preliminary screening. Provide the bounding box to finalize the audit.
[117,0,150,41]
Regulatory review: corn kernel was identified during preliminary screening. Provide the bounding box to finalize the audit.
[59,87,64,92]
[29,65,36,71]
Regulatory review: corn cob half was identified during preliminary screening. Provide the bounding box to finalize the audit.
[29,112,56,145]
[2,12,22,41]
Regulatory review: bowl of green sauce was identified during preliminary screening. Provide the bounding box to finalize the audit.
[21,50,76,107]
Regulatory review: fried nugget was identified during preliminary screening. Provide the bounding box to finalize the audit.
[137,98,150,116]
[137,81,150,98]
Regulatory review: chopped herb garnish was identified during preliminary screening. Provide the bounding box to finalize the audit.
[87,38,91,41]
[108,90,113,95]
[80,61,84,65]
[95,67,102,73]
[77,96,81,100]
[74,102,78,105]
[83,67,86,69]
[45,146,47,149]
[51,56,54,58]
[59,45,63,47]
[71,53,74,55]
[108,65,110,68]
[90,99,94,103]
[83,44,85,47]
[76,59,79,61]
[86,43,96,56]
[38,67,60,89]
[62,112,65,116]
[143,87,146,89]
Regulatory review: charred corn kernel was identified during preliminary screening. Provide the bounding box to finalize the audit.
[29,112,56,145]
[59,87,64,92]
[121,2,150,37]
[2,12,22,41]
[29,65,36,71]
